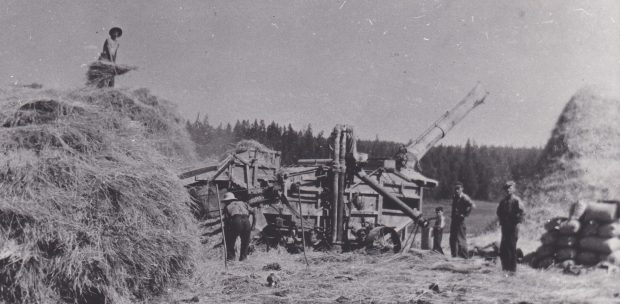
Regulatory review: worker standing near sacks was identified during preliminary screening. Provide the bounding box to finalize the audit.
[497,181,525,272]
[221,192,255,261]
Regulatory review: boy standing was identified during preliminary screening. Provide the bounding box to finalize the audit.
[432,207,446,254]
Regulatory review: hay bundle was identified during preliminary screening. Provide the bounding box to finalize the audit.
[231,139,275,154]
[0,86,198,303]
[86,61,137,87]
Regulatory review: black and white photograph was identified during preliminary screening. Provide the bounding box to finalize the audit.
[1,1,619,303]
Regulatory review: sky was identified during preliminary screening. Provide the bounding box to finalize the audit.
[1,0,619,148]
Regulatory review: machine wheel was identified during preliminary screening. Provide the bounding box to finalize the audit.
[365,226,402,253]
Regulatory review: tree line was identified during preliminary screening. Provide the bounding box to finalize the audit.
[186,115,541,201]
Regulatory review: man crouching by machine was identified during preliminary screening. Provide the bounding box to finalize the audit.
[221,192,255,261]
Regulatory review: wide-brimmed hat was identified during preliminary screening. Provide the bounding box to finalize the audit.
[221,192,237,202]
[503,180,516,189]
[109,27,123,37]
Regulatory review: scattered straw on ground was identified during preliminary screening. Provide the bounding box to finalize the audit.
[157,246,620,304]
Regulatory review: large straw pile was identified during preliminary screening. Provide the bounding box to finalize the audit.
[0,86,199,303]
[529,86,620,204]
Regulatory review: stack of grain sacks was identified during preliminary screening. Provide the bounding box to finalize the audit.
[532,200,620,269]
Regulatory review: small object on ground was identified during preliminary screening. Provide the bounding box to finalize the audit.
[560,259,575,268]
[428,283,440,293]
[598,262,620,274]
[334,275,354,281]
[430,262,481,273]
[563,262,582,276]
[267,272,280,287]
[263,262,281,271]
[273,289,289,297]
[181,296,199,303]
[335,295,351,303]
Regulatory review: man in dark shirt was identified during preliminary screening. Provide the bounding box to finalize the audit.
[222,192,254,261]
[450,182,474,258]
[497,181,525,272]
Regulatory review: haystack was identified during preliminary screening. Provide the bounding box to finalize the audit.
[531,86,620,203]
[0,86,198,303]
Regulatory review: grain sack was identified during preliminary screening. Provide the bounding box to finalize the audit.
[598,220,620,238]
[569,200,588,220]
[582,201,618,223]
[545,217,568,232]
[579,236,620,254]
[605,251,620,265]
[536,245,555,259]
[556,235,578,248]
[576,251,600,266]
[556,248,578,262]
[540,231,558,246]
[580,220,600,237]
[535,256,555,269]
[559,219,581,235]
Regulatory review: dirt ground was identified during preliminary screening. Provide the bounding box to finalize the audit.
[154,199,620,304]
[157,245,620,304]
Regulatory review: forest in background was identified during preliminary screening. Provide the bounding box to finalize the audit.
[186,116,541,201]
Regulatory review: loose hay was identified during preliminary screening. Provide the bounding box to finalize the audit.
[86,61,137,88]
[0,86,198,303]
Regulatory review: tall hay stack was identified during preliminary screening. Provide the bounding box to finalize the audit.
[0,86,199,303]
[530,86,620,204]
[523,86,620,231]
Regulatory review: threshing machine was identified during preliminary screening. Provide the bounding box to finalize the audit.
[180,84,488,253]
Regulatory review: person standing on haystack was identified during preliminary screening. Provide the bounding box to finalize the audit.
[98,27,122,88]
[221,192,255,261]
[449,182,474,258]
[497,181,525,272]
